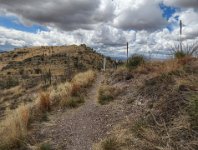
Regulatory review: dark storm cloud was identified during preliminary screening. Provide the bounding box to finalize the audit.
[0,0,168,32]
[0,0,114,30]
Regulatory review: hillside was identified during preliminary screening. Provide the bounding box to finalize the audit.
[0,48,197,150]
[0,45,115,119]
[94,57,198,150]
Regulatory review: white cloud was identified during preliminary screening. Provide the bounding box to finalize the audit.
[168,8,198,40]
[113,0,167,30]
[163,0,198,9]
[0,0,198,59]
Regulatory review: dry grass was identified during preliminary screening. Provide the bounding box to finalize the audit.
[95,58,198,150]
[37,92,51,112]
[0,70,96,149]
[134,57,196,76]
[50,70,95,107]
[51,82,73,106]
[71,70,95,88]
[0,104,30,149]
[133,59,181,75]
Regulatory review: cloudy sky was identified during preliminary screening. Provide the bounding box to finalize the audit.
[0,0,198,58]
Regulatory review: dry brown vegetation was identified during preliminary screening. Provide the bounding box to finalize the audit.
[95,57,198,150]
[98,85,121,105]
[0,70,96,149]
[0,104,30,149]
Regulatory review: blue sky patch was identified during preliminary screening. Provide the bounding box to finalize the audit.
[159,3,179,31]
[160,3,177,20]
[0,15,48,33]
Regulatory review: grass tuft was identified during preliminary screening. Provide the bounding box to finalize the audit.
[98,85,120,105]
[0,104,30,149]
[101,137,120,150]
[38,92,51,112]
[71,70,95,88]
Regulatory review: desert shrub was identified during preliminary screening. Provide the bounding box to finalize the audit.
[98,85,120,105]
[126,54,145,69]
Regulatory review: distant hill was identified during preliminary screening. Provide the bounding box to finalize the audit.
[0,44,115,75]
[0,44,115,114]
[0,50,6,53]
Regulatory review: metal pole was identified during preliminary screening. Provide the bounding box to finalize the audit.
[127,42,129,64]
[179,20,182,51]
[103,57,106,71]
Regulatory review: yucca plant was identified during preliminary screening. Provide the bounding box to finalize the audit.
[170,41,198,59]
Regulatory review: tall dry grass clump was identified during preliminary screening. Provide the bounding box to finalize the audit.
[50,70,95,106]
[0,104,30,149]
[72,70,95,88]
[56,82,73,107]
[37,92,51,112]
[50,82,73,105]
[71,70,95,96]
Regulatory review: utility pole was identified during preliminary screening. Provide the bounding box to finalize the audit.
[179,20,183,52]
[127,42,129,64]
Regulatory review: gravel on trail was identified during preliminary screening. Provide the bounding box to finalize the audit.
[31,74,139,150]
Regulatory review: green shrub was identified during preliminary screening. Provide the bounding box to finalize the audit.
[126,55,145,69]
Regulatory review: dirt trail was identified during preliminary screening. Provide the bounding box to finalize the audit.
[32,73,131,150]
